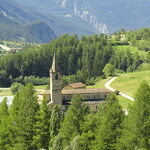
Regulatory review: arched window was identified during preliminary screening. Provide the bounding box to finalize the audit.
[55,73,58,80]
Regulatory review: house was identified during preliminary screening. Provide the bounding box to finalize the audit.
[63,82,86,89]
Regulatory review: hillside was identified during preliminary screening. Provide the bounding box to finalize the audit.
[111,69,150,97]
[0,0,56,43]
[0,0,96,42]
[15,0,150,33]
[1,0,150,43]
[0,22,56,43]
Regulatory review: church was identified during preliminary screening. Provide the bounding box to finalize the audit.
[39,54,111,110]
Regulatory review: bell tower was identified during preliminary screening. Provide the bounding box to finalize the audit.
[50,53,62,105]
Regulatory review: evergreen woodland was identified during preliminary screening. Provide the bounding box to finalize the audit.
[0,33,144,87]
[0,81,149,150]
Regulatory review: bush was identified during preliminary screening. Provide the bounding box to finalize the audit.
[10,82,24,95]
[86,77,96,85]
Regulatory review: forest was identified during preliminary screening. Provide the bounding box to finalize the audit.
[0,81,149,150]
[0,28,150,149]
[0,30,147,87]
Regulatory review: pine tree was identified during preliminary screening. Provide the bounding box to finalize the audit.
[51,134,63,150]
[95,94,124,150]
[93,50,103,76]
[70,113,99,150]
[0,98,10,150]
[49,105,64,149]
[9,83,39,150]
[117,81,150,150]
[33,98,51,150]
[59,94,88,148]
[8,92,22,149]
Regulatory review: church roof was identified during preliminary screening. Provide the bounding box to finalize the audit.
[61,88,111,95]
[64,82,86,89]
[39,88,111,96]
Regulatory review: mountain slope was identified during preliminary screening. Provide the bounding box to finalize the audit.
[15,0,150,33]
[0,0,150,42]
[0,0,96,42]
[0,0,56,43]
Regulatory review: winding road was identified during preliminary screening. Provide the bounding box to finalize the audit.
[104,77,135,101]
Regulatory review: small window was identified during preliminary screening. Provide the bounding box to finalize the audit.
[55,74,58,80]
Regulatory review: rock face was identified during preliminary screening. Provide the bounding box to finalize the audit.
[15,0,150,33]
[74,2,109,34]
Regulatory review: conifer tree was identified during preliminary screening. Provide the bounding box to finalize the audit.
[95,94,124,150]
[51,133,63,150]
[33,97,51,150]
[8,92,22,149]
[9,84,39,149]
[0,98,10,149]
[59,94,88,148]
[49,105,64,149]
[117,81,150,150]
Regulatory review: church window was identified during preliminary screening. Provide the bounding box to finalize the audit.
[55,73,58,80]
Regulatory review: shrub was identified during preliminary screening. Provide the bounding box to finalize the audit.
[10,82,24,94]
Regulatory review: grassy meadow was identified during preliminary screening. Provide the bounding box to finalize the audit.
[87,77,111,88]
[111,70,150,97]
[117,95,133,109]
[0,89,12,96]
[88,77,133,109]
[34,85,48,90]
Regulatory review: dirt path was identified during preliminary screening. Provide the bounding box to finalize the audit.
[104,77,135,101]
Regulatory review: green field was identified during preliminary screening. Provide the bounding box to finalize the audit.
[34,85,48,90]
[0,89,12,96]
[0,85,48,96]
[111,70,150,97]
[87,77,111,89]
[115,45,148,61]
[117,95,133,109]
[88,77,133,109]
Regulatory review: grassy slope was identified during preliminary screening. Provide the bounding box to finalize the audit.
[34,85,48,90]
[117,95,133,109]
[111,70,150,97]
[0,89,12,96]
[87,77,133,109]
[87,77,111,88]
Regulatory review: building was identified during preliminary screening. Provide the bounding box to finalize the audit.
[63,82,86,89]
[39,54,111,110]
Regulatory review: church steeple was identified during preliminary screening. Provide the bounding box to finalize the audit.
[49,52,62,105]
[50,53,57,72]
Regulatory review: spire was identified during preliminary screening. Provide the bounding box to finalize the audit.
[50,53,58,72]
